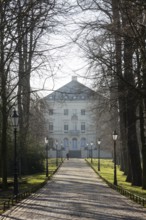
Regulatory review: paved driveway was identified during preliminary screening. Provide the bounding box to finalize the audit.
[0,159,146,220]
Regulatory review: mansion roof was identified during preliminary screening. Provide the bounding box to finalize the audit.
[44,77,96,101]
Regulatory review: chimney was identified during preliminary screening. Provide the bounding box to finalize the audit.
[72,76,77,81]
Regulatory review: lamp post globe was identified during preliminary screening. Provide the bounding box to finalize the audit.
[113,130,118,141]
[12,110,19,127]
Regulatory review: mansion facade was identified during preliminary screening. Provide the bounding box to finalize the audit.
[43,76,112,158]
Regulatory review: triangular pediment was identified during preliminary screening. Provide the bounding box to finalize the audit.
[44,78,96,101]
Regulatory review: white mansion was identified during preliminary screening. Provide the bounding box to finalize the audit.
[43,76,112,158]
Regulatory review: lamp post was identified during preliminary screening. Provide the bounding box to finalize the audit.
[45,137,49,178]
[90,142,93,163]
[86,143,89,158]
[56,140,58,166]
[97,139,101,171]
[11,109,19,197]
[112,130,118,185]
[61,141,63,162]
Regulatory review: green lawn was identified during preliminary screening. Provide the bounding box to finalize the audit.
[87,158,146,199]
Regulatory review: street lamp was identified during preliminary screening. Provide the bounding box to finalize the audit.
[61,141,63,162]
[97,139,101,171]
[112,130,118,185]
[86,143,89,158]
[55,140,58,166]
[11,109,19,197]
[90,142,93,163]
[45,137,49,177]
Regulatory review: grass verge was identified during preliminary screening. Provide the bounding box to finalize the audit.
[86,158,146,199]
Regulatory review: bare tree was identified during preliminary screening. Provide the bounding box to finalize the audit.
[0,0,69,188]
[74,0,146,186]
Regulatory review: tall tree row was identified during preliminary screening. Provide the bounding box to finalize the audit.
[0,0,19,189]
[0,0,62,189]
[112,0,142,186]
[75,0,146,187]
[16,0,56,175]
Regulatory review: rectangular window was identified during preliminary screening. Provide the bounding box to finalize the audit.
[49,122,53,132]
[81,122,85,133]
[64,109,68,115]
[81,109,85,115]
[49,109,53,115]
[64,123,69,133]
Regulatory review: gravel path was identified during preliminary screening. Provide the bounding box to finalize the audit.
[0,159,146,220]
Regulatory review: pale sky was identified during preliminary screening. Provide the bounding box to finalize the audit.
[31,47,92,98]
[31,32,93,98]
[30,1,97,98]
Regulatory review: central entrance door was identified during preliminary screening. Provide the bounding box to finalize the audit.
[69,150,81,158]
[69,138,81,158]
[72,138,77,149]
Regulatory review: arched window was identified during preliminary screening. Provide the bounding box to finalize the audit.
[81,138,86,147]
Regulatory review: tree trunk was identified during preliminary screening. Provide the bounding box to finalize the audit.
[139,101,146,188]
[111,0,129,174]
[140,22,146,189]
[126,103,142,185]
[0,3,8,189]
[1,97,8,190]
[124,36,142,186]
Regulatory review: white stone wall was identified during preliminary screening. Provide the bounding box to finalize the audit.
[43,76,113,158]
[45,98,98,157]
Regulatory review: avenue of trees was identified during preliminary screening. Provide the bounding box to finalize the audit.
[74,0,146,188]
[0,0,70,190]
[0,0,146,191]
